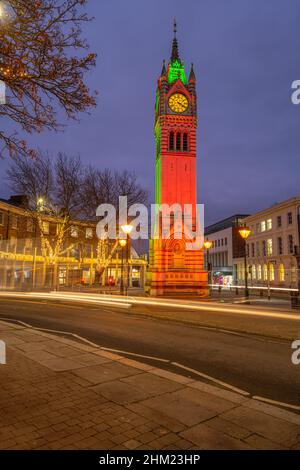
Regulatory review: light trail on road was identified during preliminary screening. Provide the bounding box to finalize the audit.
[0,291,299,322]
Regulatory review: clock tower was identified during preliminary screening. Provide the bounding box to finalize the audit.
[149,22,208,296]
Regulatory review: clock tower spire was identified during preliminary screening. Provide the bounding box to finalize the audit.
[149,22,208,296]
[171,18,180,62]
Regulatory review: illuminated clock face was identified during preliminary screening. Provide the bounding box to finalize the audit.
[168,93,188,113]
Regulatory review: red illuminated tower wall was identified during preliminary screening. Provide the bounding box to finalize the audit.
[149,26,208,296]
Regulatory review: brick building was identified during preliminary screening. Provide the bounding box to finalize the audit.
[0,196,147,290]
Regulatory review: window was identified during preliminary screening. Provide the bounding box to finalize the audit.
[257,265,262,281]
[10,236,17,251]
[269,264,275,281]
[262,240,266,257]
[238,263,244,281]
[278,263,285,282]
[42,221,49,234]
[252,265,256,280]
[70,226,79,238]
[277,216,282,228]
[256,241,260,257]
[183,133,188,151]
[70,246,79,258]
[86,228,93,239]
[176,132,181,151]
[11,216,18,230]
[84,244,92,257]
[287,212,293,225]
[251,243,255,257]
[0,211,4,225]
[291,266,297,283]
[27,218,33,232]
[267,218,272,230]
[288,235,294,254]
[169,132,174,150]
[256,223,261,233]
[267,239,273,256]
[218,239,220,247]
[221,239,224,246]
[261,221,266,232]
[24,238,32,253]
[263,264,268,281]
[278,237,283,255]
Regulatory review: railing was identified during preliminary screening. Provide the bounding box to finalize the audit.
[210,284,299,293]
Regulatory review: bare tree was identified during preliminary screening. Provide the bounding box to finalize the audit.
[7,153,149,286]
[0,0,96,158]
[7,152,53,204]
[7,152,83,287]
[55,153,82,217]
[80,168,148,280]
[80,168,148,219]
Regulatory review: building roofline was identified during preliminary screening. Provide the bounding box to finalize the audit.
[205,214,250,234]
[243,197,300,222]
[0,198,96,227]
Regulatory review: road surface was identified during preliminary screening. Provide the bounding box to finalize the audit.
[0,297,299,407]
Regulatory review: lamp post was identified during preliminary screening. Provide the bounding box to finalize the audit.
[119,239,127,295]
[239,226,251,300]
[203,239,213,295]
[121,224,133,295]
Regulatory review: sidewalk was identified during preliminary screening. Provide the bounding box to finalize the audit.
[0,320,299,450]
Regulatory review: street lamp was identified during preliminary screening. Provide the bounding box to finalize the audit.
[0,2,14,24]
[119,239,127,295]
[37,198,45,212]
[121,224,133,294]
[239,226,251,299]
[203,239,213,295]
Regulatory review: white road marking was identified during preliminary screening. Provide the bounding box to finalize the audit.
[100,346,170,363]
[171,362,250,396]
[253,395,300,411]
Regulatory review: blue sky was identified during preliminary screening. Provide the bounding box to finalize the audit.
[1,0,300,225]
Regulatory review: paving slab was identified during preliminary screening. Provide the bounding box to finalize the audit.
[35,357,87,372]
[221,406,300,447]
[204,416,252,440]
[137,394,217,426]
[121,372,184,395]
[0,320,299,450]
[169,388,237,414]
[72,362,141,385]
[180,423,254,450]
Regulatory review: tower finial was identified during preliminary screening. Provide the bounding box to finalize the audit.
[189,62,196,82]
[171,18,179,62]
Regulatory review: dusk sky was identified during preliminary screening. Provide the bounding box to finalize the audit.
[1,0,300,225]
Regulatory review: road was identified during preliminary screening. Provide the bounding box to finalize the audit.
[0,297,299,407]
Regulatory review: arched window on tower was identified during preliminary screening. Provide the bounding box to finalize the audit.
[183,133,188,152]
[169,132,174,151]
[176,132,181,151]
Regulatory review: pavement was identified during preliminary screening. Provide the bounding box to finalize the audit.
[0,320,300,450]
[0,295,299,405]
